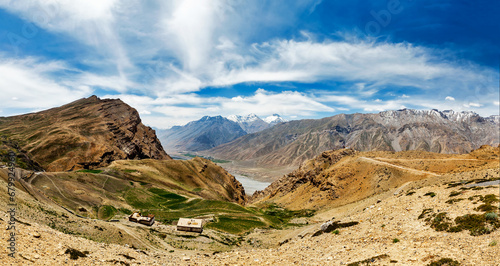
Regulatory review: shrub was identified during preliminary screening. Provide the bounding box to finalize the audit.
[485,212,498,220]
[393,238,400,243]
[449,191,461,197]
[332,229,339,235]
[427,258,460,266]
[489,240,497,247]
[424,192,436,197]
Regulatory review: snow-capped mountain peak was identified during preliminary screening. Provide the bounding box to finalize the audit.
[227,113,261,123]
[264,114,288,125]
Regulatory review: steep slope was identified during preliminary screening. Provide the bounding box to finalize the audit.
[0,96,170,172]
[159,116,246,152]
[251,145,500,210]
[227,113,270,133]
[208,109,500,167]
[11,156,246,219]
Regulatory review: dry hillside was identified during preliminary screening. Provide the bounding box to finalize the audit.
[0,96,170,172]
[252,145,500,210]
[1,148,499,265]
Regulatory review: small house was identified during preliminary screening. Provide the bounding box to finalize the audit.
[129,212,155,226]
[177,218,203,233]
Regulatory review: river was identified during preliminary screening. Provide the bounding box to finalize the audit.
[232,174,271,196]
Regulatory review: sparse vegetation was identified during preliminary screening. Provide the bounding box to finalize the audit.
[427,258,460,266]
[446,198,464,204]
[98,205,117,220]
[118,208,132,215]
[332,229,340,235]
[420,208,500,236]
[449,191,461,197]
[424,192,436,197]
[123,169,138,173]
[65,248,89,260]
[489,240,497,246]
[393,238,400,243]
[76,169,103,174]
[347,254,389,266]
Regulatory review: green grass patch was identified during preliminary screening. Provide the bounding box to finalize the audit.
[118,208,132,215]
[98,205,117,220]
[76,169,103,174]
[122,169,138,173]
[205,216,266,234]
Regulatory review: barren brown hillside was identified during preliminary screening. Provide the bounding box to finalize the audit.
[1,152,499,265]
[252,145,500,210]
[0,96,170,172]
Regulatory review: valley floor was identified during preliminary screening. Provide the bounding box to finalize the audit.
[1,167,499,265]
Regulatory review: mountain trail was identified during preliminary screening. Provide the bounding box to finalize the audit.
[358,157,440,177]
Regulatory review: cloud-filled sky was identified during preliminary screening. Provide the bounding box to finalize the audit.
[0,0,498,128]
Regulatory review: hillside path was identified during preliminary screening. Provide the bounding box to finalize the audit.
[358,157,440,177]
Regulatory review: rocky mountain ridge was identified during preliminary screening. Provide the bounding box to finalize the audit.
[208,109,500,168]
[251,145,500,210]
[159,113,287,152]
[159,115,247,152]
[0,95,171,172]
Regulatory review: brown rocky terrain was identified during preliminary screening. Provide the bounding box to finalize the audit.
[0,95,171,172]
[206,109,499,171]
[251,145,499,210]
[0,148,499,265]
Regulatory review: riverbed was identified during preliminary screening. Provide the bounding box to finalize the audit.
[232,174,271,196]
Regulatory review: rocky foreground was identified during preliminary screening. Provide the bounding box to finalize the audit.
[1,167,499,265]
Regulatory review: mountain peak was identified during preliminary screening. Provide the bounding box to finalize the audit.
[264,113,288,125]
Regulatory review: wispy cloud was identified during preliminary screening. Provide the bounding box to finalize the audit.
[0,1,497,127]
[0,56,91,110]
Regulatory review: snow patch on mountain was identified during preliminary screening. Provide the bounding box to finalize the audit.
[264,114,288,125]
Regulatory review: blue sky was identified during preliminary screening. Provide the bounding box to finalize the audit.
[0,0,498,128]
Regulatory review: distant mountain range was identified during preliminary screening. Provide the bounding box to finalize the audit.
[159,114,288,152]
[207,109,500,167]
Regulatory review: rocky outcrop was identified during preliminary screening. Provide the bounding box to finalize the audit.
[0,95,171,172]
[251,146,500,210]
[251,149,356,205]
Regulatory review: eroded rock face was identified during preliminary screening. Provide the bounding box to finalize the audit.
[0,95,171,171]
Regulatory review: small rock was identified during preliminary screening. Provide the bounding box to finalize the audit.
[34,254,40,259]
[183,257,190,261]
[33,232,41,238]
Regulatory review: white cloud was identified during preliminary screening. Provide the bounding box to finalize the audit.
[464,102,483,108]
[445,96,455,101]
[494,101,499,106]
[0,0,131,73]
[104,89,334,128]
[0,57,91,110]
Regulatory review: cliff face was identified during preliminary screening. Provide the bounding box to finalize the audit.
[0,95,171,172]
